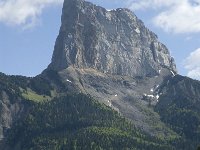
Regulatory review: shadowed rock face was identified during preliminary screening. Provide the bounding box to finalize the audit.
[49,0,176,77]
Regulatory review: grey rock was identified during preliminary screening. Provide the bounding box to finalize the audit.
[47,0,178,137]
[58,67,177,137]
[49,0,177,77]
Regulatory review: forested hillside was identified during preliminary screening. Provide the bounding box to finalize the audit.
[0,72,172,149]
[155,75,200,150]
[3,93,173,150]
[1,71,200,149]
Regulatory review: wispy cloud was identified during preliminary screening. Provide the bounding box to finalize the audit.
[0,0,63,28]
[127,0,177,10]
[126,0,200,34]
[184,48,200,80]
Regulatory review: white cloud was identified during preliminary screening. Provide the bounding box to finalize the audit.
[187,68,200,79]
[0,0,63,28]
[126,0,200,34]
[184,48,200,79]
[185,36,193,41]
[1,0,200,33]
[126,0,178,10]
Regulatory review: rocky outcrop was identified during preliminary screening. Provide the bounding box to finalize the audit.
[0,91,25,141]
[49,0,176,77]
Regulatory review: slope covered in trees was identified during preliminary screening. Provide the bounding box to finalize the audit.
[155,75,200,150]
[1,72,200,149]
[4,93,173,150]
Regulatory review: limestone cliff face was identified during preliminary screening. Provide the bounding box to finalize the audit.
[49,0,176,77]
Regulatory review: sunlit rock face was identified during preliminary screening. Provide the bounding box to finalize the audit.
[49,0,176,77]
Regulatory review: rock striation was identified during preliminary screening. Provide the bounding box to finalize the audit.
[49,0,176,77]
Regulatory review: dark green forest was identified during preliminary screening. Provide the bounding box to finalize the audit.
[0,72,200,150]
[5,94,173,150]
[155,75,200,150]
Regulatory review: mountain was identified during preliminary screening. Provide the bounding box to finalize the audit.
[0,0,200,149]
[48,0,177,137]
[49,0,176,77]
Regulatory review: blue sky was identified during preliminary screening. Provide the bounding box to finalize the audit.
[0,0,200,80]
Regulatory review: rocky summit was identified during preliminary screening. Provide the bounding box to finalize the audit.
[0,0,200,149]
[47,0,178,137]
[49,0,176,77]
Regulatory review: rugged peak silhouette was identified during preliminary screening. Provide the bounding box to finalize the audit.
[49,0,177,77]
